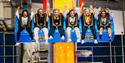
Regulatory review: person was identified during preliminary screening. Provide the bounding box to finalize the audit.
[81,9,97,44]
[66,9,81,42]
[97,10,112,41]
[49,9,65,39]
[33,8,48,44]
[16,7,34,41]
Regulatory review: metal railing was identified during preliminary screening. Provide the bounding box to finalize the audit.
[0,32,125,63]
[77,45,125,63]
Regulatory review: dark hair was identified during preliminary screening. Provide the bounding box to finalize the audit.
[100,9,106,14]
[53,9,60,13]
[22,10,28,15]
[69,9,75,13]
[99,9,110,21]
[68,9,75,15]
[37,8,43,14]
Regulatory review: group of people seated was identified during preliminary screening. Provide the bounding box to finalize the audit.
[16,5,113,44]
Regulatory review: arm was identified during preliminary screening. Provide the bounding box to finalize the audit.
[16,7,20,19]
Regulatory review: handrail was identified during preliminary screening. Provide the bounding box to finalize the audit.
[0,30,125,63]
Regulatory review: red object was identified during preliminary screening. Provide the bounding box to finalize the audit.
[80,0,84,7]
[43,0,47,11]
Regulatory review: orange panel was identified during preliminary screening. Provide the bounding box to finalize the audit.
[53,42,75,63]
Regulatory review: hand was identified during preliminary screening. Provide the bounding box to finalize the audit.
[53,24,57,27]
[46,10,51,16]
[17,6,20,11]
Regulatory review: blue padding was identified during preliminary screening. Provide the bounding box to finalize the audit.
[63,18,66,31]
[85,28,93,36]
[38,29,46,42]
[95,18,99,32]
[49,29,62,42]
[71,29,77,42]
[55,29,59,33]
[38,29,44,36]
[48,17,50,31]
[79,19,82,33]
[14,13,115,43]
[98,28,110,41]
[110,17,115,41]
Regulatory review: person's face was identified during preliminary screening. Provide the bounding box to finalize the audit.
[23,11,28,17]
[70,11,75,17]
[101,12,106,18]
[38,9,43,16]
[85,10,90,16]
[54,10,59,17]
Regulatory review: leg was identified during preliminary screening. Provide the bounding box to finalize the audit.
[99,27,104,39]
[91,27,98,44]
[107,27,112,40]
[17,27,24,41]
[107,27,112,37]
[91,27,97,39]
[49,26,56,37]
[58,27,65,37]
[82,27,87,39]
[74,27,81,41]
[66,27,72,41]
[33,27,39,42]
[26,28,33,40]
[42,28,49,42]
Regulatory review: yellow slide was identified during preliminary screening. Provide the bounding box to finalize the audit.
[53,0,74,12]
[53,42,75,63]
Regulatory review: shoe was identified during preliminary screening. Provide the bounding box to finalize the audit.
[81,40,85,44]
[61,36,65,40]
[35,40,39,43]
[77,39,80,43]
[68,39,72,42]
[49,36,53,39]
[94,40,98,44]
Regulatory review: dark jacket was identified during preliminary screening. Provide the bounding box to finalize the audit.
[18,14,31,28]
[81,13,95,28]
[34,13,47,28]
[49,13,64,27]
[66,13,79,28]
[97,13,110,28]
